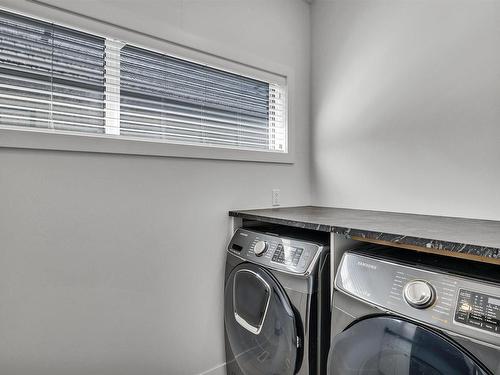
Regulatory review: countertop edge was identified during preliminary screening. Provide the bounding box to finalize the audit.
[229,210,334,232]
[334,227,500,260]
[229,210,500,262]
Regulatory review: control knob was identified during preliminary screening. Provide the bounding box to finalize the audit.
[403,280,435,309]
[254,241,268,257]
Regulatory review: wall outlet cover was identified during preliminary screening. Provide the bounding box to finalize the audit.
[272,189,280,206]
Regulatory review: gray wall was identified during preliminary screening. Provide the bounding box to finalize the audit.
[311,0,500,220]
[0,1,311,374]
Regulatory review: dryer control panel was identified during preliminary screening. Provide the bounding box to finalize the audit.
[335,251,500,347]
[227,229,326,276]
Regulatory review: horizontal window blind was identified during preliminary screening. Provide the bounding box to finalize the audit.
[0,10,106,133]
[119,45,286,151]
[0,9,287,154]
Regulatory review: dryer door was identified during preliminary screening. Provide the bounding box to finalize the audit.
[225,263,300,375]
[328,315,492,375]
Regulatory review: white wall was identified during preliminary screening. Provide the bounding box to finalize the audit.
[311,0,500,220]
[0,1,311,374]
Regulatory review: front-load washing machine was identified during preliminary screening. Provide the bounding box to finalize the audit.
[224,227,330,375]
[328,245,500,374]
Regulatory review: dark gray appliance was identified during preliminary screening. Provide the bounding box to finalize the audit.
[328,245,500,374]
[224,227,330,375]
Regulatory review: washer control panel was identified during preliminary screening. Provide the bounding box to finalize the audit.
[227,229,325,275]
[455,289,500,334]
[335,251,500,347]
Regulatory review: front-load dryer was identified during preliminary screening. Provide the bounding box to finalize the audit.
[328,245,500,375]
[224,227,330,375]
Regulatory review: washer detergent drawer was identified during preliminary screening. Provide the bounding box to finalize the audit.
[225,263,300,375]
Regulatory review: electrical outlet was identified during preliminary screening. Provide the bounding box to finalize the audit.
[272,189,280,206]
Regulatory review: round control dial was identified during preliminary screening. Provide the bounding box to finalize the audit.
[403,280,435,309]
[253,241,268,257]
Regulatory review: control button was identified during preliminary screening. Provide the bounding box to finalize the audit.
[484,322,497,332]
[272,246,285,264]
[484,317,498,325]
[455,313,468,323]
[469,312,484,321]
[254,241,268,257]
[459,303,472,312]
[403,280,435,309]
[468,318,483,328]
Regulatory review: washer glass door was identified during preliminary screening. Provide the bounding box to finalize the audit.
[225,263,299,375]
[328,316,492,375]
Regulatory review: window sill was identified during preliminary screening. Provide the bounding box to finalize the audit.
[0,128,294,163]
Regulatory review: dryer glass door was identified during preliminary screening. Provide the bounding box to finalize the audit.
[328,315,492,375]
[225,263,299,375]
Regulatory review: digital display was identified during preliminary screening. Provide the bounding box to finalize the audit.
[488,297,500,306]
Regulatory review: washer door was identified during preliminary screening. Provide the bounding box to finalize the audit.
[225,263,299,375]
[328,315,492,375]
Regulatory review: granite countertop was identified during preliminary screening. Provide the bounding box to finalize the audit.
[229,206,500,262]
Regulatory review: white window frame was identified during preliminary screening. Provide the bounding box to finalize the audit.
[0,3,295,163]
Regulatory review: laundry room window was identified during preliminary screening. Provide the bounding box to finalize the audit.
[0,8,290,162]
